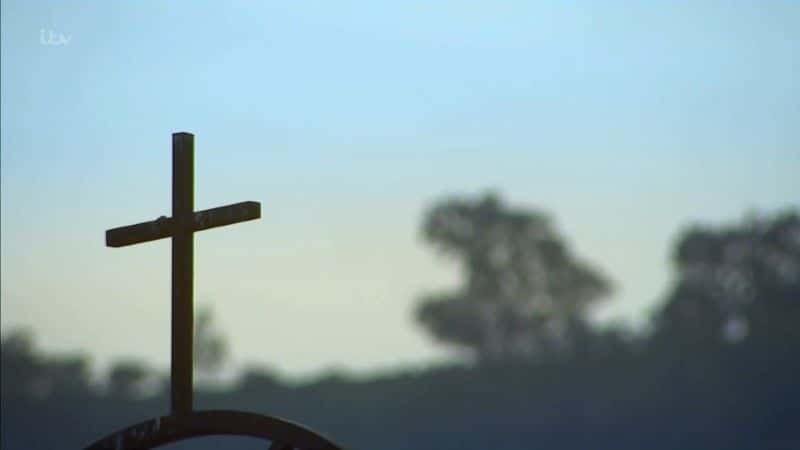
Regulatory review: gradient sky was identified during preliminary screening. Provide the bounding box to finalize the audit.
[2,1,798,379]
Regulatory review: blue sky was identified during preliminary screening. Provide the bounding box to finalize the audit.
[2,0,798,378]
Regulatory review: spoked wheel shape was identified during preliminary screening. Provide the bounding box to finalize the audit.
[85,410,345,450]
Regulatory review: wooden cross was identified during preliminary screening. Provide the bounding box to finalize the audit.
[105,132,261,416]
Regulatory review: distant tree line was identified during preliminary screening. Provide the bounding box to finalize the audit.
[2,193,798,450]
[414,193,800,364]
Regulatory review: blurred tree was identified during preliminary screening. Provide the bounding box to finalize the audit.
[653,209,800,346]
[1,329,41,398]
[108,360,150,398]
[194,305,229,375]
[1,329,92,399]
[415,192,612,361]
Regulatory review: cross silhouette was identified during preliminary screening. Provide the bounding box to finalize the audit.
[105,132,261,415]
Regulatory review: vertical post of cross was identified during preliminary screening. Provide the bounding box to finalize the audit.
[172,132,194,415]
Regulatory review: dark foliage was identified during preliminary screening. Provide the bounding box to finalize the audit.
[653,210,800,349]
[194,305,229,375]
[416,193,612,361]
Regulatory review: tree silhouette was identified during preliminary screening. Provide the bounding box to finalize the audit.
[415,192,612,361]
[194,305,229,376]
[1,330,42,399]
[108,360,150,398]
[653,209,800,347]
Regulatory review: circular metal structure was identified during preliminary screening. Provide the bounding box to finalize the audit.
[85,410,345,450]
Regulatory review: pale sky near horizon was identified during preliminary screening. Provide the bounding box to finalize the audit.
[2,1,798,380]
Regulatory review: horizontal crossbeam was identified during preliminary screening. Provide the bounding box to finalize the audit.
[106,201,261,247]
